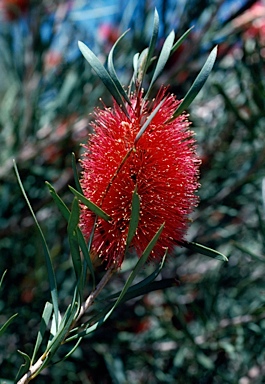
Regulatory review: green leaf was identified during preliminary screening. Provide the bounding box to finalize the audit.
[0,269,7,288]
[16,351,31,381]
[95,279,176,315]
[107,30,132,105]
[69,185,111,222]
[233,242,265,263]
[145,30,175,98]
[119,277,177,302]
[46,303,78,362]
[77,225,96,289]
[134,98,165,144]
[140,8,159,85]
[50,310,62,340]
[0,313,18,337]
[171,46,218,119]
[125,188,140,253]
[69,283,82,318]
[68,198,82,280]
[46,182,70,221]
[55,337,83,365]
[129,52,140,92]
[68,197,80,236]
[171,26,194,54]
[72,253,169,339]
[114,222,165,306]
[135,48,148,82]
[183,241,228,262]
[14,161,59,331]
[47,182,95,285]
[133,53,139,70]
[71,152,82,194]
[66,223,165,341]
[105,250,168,302]
[78,41,130,119]
[31,302,53,363]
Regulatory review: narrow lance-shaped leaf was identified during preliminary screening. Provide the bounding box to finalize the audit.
[125,188,140,254]
[103,250,168,302]
[67,274,148,343]
[50,306,61,340]
[128,52,140,94]
[16,351,31,381]
[57,337,83,364]
[135,48,148,84]
[68,197,82,280]
[117,277,177,303]
[183,241,228,262]
[70,284,81,318]
[0,313,18,337]
[139,8,159,86]
[13,161,59,331]
[39,304,78,376]
[46,182,95,285]
[171,26,194,54]
[89,279,176,324]
[233,242,265,263]
[0,269,7,288]
[68,250,169,341]
[145,30,175,99]
[46,182,70,221]
[0,271,16,337]
[78,41,130,119]
[71,152,82,194]
[66,223,165,341]
[31,302,53,363]
[133,52,140,74]
[46,303,77,357]
[77,223,96,289]
[134,98,165,144]
[69,185,112,222]
[107,29,132,105]
[170,46,218,120]
[73,223,165,338]
[107,222,165,310]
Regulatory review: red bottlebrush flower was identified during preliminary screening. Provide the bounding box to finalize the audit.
[80,88,200,268]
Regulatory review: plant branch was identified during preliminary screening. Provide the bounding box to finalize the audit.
[17,266,117,384]
[73,266,117,327]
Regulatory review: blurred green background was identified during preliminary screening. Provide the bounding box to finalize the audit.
[1,0,265,383]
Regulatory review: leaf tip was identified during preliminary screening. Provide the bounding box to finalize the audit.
[78,40,86,54]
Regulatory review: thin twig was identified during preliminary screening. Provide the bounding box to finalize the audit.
[17,267,117,384]
[73,266,116,326]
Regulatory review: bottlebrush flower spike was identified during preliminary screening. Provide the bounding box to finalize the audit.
[80,88,200,268]
[78,10,218,268]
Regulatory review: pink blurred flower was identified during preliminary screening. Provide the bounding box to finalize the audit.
[233,1,265,44]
